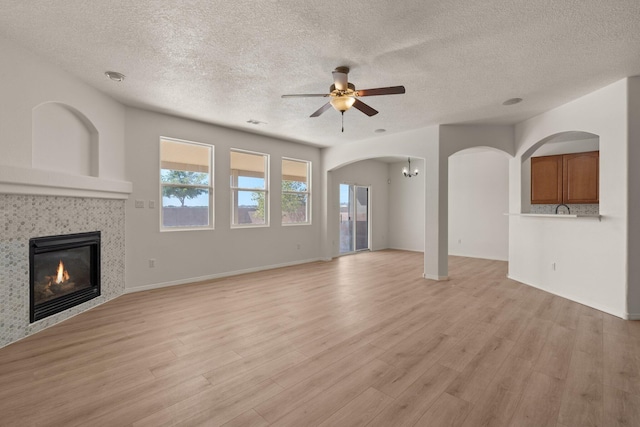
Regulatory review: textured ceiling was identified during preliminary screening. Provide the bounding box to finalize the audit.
[1,0,639,148]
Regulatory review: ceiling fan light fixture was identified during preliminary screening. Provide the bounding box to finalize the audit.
[330,95,356,112]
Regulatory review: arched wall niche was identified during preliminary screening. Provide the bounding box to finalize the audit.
[520,130,600,214]
[32,102,99,177]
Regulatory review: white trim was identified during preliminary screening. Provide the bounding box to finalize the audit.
[125,257,323,294]
[626,313,640,320]
[281,156,311,226]
[423,273,449,281]
[447,252,509,262]
[159,137,214,231]
[507,274,625,319]
[0,165,132,199]
[230,148,270,227]
[388,246,424,253]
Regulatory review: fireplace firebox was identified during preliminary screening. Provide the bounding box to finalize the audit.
[29,231,101,322]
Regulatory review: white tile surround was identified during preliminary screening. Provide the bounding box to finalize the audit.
[0,194,125,348]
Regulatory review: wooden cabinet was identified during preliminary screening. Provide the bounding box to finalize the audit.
[531,155,563,204]
[531,151,599,204]
[563,151,599,203]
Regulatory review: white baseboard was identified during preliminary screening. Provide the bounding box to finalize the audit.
[423,273,449,281]
[506,274,625,319]
[448,252,508,262]
[388,246,424,253]
[125,257,324,294]
[627,313,640,320]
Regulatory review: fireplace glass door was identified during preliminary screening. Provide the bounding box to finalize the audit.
[30,232,100,322]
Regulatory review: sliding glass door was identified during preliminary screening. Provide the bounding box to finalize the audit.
[339,184,369,254]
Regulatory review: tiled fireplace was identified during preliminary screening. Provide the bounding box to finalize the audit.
[0,194,125,348]
[30,231,101,322]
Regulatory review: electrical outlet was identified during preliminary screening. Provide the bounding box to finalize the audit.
[297,244,301,250]
[135,200,144,208]
[458,239,462,244]
[149,259,156,268]
[148,200,155,209]
[551,262,556,271]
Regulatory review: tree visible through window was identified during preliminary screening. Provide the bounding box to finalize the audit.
[230,150,269,226]
[160,138,213,230]
[282,158,311,224]
[161,170,208,207]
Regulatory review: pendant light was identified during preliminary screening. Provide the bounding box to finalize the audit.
[402,157,419,178]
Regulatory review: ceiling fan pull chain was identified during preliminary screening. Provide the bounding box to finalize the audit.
[341,111,344,133]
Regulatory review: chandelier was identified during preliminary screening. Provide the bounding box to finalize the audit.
[402,157,419,178]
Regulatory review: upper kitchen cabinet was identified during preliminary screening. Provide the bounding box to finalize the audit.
[531,154,563,204]
[531,151,599,204]
[563,151,599,204]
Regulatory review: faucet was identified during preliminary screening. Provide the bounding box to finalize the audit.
[555,204,570,214]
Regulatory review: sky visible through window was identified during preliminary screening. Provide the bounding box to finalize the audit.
[340,184,349,206]
[162,174,264,207]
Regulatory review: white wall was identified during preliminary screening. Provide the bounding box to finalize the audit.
[0,36,128,347]
[124,107,322,290]
[388,159,424,252]
[321,126,443,278]
[329,159,390,256]
[531,137,599,156]
[448,150,509,261]
[0,36,126,181]
[509,79,628,318]
[322,125,514,280]
[627,76,640,318]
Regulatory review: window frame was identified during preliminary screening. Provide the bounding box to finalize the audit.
[281,157,311,226]
[159,137,214,232]
[230,148,270,228]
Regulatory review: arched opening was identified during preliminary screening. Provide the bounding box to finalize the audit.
[448,147,511,262]
[32,102,99,177]
[328,155,425,258]
[521,131,599,215]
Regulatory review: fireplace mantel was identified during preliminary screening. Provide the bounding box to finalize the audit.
[0,165,132,199]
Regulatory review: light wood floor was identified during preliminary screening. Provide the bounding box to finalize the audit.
[1,251,640,426]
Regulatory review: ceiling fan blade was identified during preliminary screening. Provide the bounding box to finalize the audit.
[356,86,406,97]
[282,93,329,98]
[352,99,379,116]
[310,102,332,117]
[332,69,349,91]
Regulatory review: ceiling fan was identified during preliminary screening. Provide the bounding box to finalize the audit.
[282,66,405,131]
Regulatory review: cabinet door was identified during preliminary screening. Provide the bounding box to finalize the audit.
[563,151,599,204]
[531,155,563,204]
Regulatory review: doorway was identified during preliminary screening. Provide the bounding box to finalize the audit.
[339,183,370,254]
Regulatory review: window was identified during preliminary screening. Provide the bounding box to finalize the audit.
[160,138,213,230]
[282,158,311,225]
[230,149,269,226]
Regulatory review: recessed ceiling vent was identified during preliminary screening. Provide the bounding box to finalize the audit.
[502,97,523,106]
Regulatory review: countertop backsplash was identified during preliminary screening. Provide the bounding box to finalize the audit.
[529,204,599,215]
